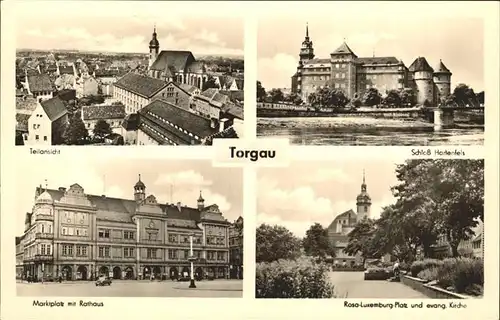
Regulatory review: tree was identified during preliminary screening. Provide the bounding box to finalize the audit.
[256,224,302,263]
[269,88,284,103]
[351,96,362,108]
[453,83,477,107]
[93,119,112,141]
[344,218,377,266]
[202,76,219,91]
[362,88,382,106]
[399,88,416,107]
[63,112,89,145]
[308,86,348,108]
[383,89,401,108]
[285,92,303,105]
[476,91,484,106]
[15,132,24,146]
[257,81,266,102]
[302,223,336,259]
[52,119,67,145]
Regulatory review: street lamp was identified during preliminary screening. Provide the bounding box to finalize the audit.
[188,233,198,288]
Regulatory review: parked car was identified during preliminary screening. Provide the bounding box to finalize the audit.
[95,276,112,286]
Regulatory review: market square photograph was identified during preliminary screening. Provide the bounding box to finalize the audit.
[14,2,244,146]
[256,159,484,299]
[15,158,243,297]
[257,14,484,146]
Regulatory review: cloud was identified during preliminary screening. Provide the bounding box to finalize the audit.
[194,29,222,45]
[258,53,297,89]
[305,168,352,183]
[154,170,213,188]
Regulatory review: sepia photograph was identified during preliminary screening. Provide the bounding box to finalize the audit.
[256,159,484,299]
[15,158,243,297]
[15,3,244,146]
[257,16,485,146]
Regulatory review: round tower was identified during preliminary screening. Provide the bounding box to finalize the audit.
[148,25,160,69]
[411,57,434,106]
[433,59,452,105]
[134,174,146,203]
[356,170,371,221]
[197,190,205,211]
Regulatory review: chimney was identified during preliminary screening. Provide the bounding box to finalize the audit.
[177,202,182,212]
[58,187,66,192]
[219,118,228,132]
[210,118,217,129]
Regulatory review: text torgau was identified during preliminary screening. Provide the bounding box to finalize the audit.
[229,146,276,162]
[30,148,61,155]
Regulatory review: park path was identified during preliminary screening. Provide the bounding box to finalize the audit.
[328,272,427,299]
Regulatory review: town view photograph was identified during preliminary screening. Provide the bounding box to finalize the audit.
[256,159,484,299]
[257,15,485,146]
[15,157,243,297]
[15,4,244,146]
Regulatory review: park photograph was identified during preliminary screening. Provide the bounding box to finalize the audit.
[255,159,484,299]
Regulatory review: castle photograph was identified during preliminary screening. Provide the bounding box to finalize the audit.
[257,16,485,146]
[15,2,244,146]
[256,159,484,299]
[15,157,243,297]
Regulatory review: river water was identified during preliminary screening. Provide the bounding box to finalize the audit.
[257,117,484,146]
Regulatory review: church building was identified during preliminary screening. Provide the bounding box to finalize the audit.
[326,171,371,266]
[147,26,210,90]
[291,24,452,107]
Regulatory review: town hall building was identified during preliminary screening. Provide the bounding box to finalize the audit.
[291,24,452,107]
[16,177,235,282]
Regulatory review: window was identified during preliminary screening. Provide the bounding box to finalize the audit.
[217,252,224,261]
[124,231,135,240]
[41,225,45,233]
[76,245,87,256]
[62,227,67,235]
[33,124,36,129]
[62,244,73,256]
[147,248,157,259]
[98,246,110,257]
[168,250,178,260]
[148,232,157,241]
[335,73,340,79]
[169,235,178,243]
[335,64,340,69]
[364,206,368,212]
[41,244,46,255]
[341,73,345,79]
[98,229,110,238]
[35,135,39,140]
[124,247,135,257]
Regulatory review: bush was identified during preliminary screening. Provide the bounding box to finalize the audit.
[364,267,391,280]
[410,259,443,277]
[256,257,335,298]
[417,267,439,282]
[436,257,483,295]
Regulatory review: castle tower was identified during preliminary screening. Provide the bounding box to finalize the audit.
[433,59,452,105]
[148,25,160,70]
[134,174,146,203]
[330,41,358,99]
[356,170,371,221]
[197,190,205,211]
[293,23,315,97]
[409,57,435,106]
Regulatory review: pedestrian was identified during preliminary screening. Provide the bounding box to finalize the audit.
[393,260,400,278]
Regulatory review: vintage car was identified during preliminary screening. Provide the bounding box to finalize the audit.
[95,276,112,286]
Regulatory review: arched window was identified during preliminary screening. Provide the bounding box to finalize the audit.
[41,225,45,233]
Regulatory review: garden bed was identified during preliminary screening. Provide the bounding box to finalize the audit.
[402,275,468,299]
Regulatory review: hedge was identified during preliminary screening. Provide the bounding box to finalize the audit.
[256,257,335,298]
[410,259,443,277]
[436,258,484,295]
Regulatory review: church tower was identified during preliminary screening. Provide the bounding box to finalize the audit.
[356,170,371,221]
[197,190,205,211]
[134,174,146,203]
[148,25,160,70]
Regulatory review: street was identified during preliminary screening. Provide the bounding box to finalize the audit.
[17,279,243,298]
[328,272,427,299]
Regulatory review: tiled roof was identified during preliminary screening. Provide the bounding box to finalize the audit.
[150,50,195,73]
[356,56,400,65]
[16,113,30,131]
[434,60,451,74]
[114,72,167,98]
[27,74,54,92]
[59,65,74,75]
[332,42,357,56]
[235,79,244,90]
[306,58,330,64]
[95,69,120,77]
[203,126,238,145]
[327,209,357,230]
[200,88,230,105]
[221,103,244,120]
[121,113,139,130]
[39,187,209,223]
[54,89,76,102]
[408,57,434,72]
[187,61,206,73]
[82,104,126,120]
[16,96,38,111]
[219,90,244,103]
[40,96,68,121]
[177,83,199,95]
[139,99,218,140]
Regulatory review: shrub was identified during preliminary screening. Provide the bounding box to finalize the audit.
[364,267,391,280]
[410,259,443,277]
[417,267,439,282]
[436,257,483,295]
[255,257,335,298]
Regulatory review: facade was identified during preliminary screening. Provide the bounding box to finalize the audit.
[291,24,452,106]
[162,81,200,110]
[113,72,168,114]
[326,172,371,266]
[26,97,68,146]
[17,178,234,281]
[147,27,210,90]
[54,74,76,91]
[228,216,243,279]
[82,104,127,136]
[76,75,99,98]
[431,220,484,259]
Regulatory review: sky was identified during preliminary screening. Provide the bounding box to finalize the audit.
[258,16,484,92]
[14,2,243,57]
[15,158,242,235]
[257,160,401,238]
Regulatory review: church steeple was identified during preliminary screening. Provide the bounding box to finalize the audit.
[134,174,146,203]
[299,22,315,62]
[197,190,205,211]
[356,169,371,221]
[148,24,160,70]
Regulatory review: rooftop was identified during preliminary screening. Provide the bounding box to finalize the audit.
[82,104,126,120]
[408,57,434,72]
[40,96,68,121]
[150,50,196,73]
[27,74,54,92]
[114,72,168,98]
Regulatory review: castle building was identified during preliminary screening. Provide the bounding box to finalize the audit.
[147,26,209,90]
[17,177,235,281]
[291,24,452,107]
[326,171,371,266]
